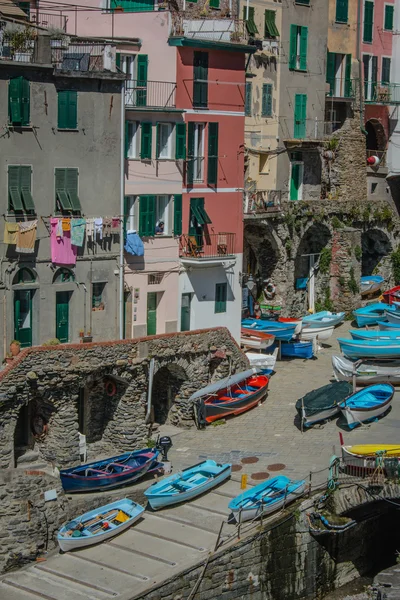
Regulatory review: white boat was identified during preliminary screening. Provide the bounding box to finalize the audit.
[300,324,334,341]
[332,355,400,386]
[240,336,273,350]
[338,384,394,429]
[246,348,278,372]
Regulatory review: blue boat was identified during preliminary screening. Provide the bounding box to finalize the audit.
[144,459,231,510]
[58,498,145,552]
[228,475,306,522]
[338,383,394,429]
[350,329,400,341]
[385,309,400,325]
[280,341,313,359]
[302,311,345,328]
[338,337,400,359]
[378,320,400,331]
[60,448,160,493]
[353,303,395,327]
[241,319,296,341]
[361,275,384,296]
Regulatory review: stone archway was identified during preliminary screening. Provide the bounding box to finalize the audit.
[151,364,188,426]
[362,229,392,276]
[244,223,281,282]
[366,119,386,153]
[294,224,331,281]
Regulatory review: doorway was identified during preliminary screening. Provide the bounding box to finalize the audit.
[147,292,157,335]
[56,291,70,343]
[14,289,33,347]
[180,293,191,332]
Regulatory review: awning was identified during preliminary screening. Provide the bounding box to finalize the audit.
[189,368,257,401]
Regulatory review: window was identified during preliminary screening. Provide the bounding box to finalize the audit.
[384,4,394,30]
[243,7,258,35]
[138,195,172,236]
[382,57,391,85]
[187,123,205,185]
[245,82,252,116]
[363,1,374,43]
[117,54,135,79]
[207,123,219,185]
[259,154,269,174]
[109,0,154,13]
[173,194,182,236]
[126,121,139,159]
[140,122,152,159]
[16,267,36,284]
[371,182,378,194]
[58,90,77,129]
[148,273,164,285]
[294,94,307,139]
[9,76,30,126]
[136,55,148,107]
[215,283,227,314]
[155,195,170,234]
[363,54,378,100]
[124,195,137,232]
[289,25,308,71]
[92,283,105,311]
[193,51,208,108]
[336,0,348,23]
[156,123,173,159]
[264,10,279,38]
[175,123,186,160]
[55,168,81,214]
[326,53,352,97]
[8,165,35,213]
[261,84,273,117]
[290,157,304,201]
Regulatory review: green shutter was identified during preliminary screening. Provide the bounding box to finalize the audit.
[207,122,218,185]
[58,91,77,129]
[336,0,348,23]
[345,54,352,97]
[290,163,301,201]
[261,84,272,117]
[125,121,129,158]
[363,1,374,43]
[123,196,129,234]
[209,0,219,7]
[299,27,308,71]
[8,166,23,211]
[215,283,227,314]
[326,51,336,96]
[193,51,208,108]
[20,166,34,212]
[147,195,155,236]
[175,123,186,160]
[382,57,391,85]
[116,52,121,69]
[289,25,297,70]
[294,94,307,139]
[264,10,279,37]
[140,122,152,159]
[136,54,148,107]
[385,4,394,30]
[55,169,72,211]
[139,195,155,236]
[58,91,68,129]
[67,91,77,128]
[156,122,161,158]
[66,169,81,211]
[9,77,22,124]
[173,194,182,236]
[243,7,258,35]
[245,82,252,116]
[20,77,30,126]
[187,122,195,186]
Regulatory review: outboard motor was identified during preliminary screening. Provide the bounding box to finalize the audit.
[157,436,173,462]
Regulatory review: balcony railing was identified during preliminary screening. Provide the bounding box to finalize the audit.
[364,81,400,104]
[244,190,282,214]
[51,42,113,72]
[30,11,68,32]
[326,77,355,99]
[281,119,336,142]
[180,233,235,259]
[125,80,176,109]
[171,15,247,44]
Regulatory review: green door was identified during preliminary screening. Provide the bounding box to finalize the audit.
[14,290,33,347]
[147,292,157,336]
[56,291,70,343]
[181,293,191,332]
[294,94,307,139]
[290,163,302,201]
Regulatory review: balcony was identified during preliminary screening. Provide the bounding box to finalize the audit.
[281,119,335,144]
[244,190,282,216]
[326,77,356,100]
[364,82,400,104]
[30,11,68,32]
[125,79,176,109]
[171,15,248,45]
[179,233,236,266]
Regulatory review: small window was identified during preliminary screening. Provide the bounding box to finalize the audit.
[215,283,227,314]
[336,0,349,23]
[148,273,164,285]
[384,4,394,31]
[193,123,205,183]
[363,0,374,43]
[155,195,170,235]
[53,268,74,283]
[296,0,310,4]
[259,154,269,174]
[109,0,155,13]
[55,168,81,215]
[289,25,308,71]
[8,165,35,213]
[92,283,105,311]
[382,57,391,85]
[371,182,378,194]
[126,121,139,159]
[58,90,77,129]
[157,123,173,159]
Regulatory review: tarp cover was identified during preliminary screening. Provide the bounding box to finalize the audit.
[189,368,257,401]
[295,381,352,417]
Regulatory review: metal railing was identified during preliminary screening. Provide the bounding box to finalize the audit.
[281,119,339,141]
[364,81,400,104]
[125,79,176,108]
[51,42,111,72]
[30,11,68,32]
[244,190,282,214]
[180,233,235,259]
[326,77,356,99]
[171,15,247,44]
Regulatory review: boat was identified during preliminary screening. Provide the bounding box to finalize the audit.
[341,445,400,475]
[246,348,278,374]
[337,338,400,359]
[300,324,334,342]
[228,475,306,523]
[338,383,394,429]
[332,355,400,386]
[353,303,395,327]
[295,381,353,428]
[278,317,303,335]
[60,448,160,493]
[378,320,400,331]
[280,340,313,359]
[241,319,296,341]
[302,311,345,328]
[144,459,231,510]
[241,328,275,350]
[350,329,400,341]
[192,368,269,426]
[361,275,384,297]
[58,498,144,552]
[383,285,400,305]
[384,309,400,325]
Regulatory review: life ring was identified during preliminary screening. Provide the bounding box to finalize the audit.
[104,379,117,397]
[265,282,276,299]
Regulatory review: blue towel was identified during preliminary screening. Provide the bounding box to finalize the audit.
[125,230,144,256]
[71,218,86,247]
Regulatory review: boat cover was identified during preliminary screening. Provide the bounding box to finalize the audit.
[189,368,257,401]
[332,355,400,379]
[295,381,352,417]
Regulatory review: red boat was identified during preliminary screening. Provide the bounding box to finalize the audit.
[382,286,400,305]
[278,317,302,334]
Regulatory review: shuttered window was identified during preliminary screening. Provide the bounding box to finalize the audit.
[58,90,77,129]
[261,84,273,117]
[140,122,152,159]
[55,168,81,214]
[9,76,30,126]
[243,7,258,35]
[110,0,154,13]
[382,57,391,85]
[363,1,374,43]
[136,54,148,106]
[207,122,219,185]
[8,166,35,213]
[173,194,182,236]
[294,94,307,139]
[264,10,279,38]
[215,283,227,314]
[193,51,208,108]
[139,195,156,236]
[245,82,252,116]
[336,0,348,23]
[384,5,394,30]
[289,25,308,71]
[187,122,195,186]
[175,123,186,159]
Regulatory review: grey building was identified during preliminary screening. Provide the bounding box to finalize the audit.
[0,33,124,362]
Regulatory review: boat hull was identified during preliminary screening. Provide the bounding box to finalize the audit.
[361,276,384,297]
[278,318,303,335]
[338,338,400,359]
[383,285,400,305]
[280,341,313,359]
[246,350,278,372]
[302,311,345,328]
[385,310,400,325]
[300,325,334,341]
[241,320,296,341]
[350,329,400,341]
[353,303,393,327]
[332,355,400,385]
[378,320,400,331]
[201,375,269,423]
[339,384,394,429]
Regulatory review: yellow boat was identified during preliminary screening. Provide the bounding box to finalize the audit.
[342,444,400,474]
[346,444,400,457]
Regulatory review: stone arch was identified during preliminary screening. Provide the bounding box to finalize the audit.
[151,363,188,426]
[294,223,331,282]
[52,268,75,284]
[366,119,387,153]
[12,267,37,285]
[361,228,392,276]
[244,223,282,283]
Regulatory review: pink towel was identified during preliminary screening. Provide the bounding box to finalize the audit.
[50,217,77,265]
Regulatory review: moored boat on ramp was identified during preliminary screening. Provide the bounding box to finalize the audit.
[338,383,394,429]
[332,355,400,386]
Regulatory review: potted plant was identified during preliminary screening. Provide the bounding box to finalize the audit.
[3,353,14,365]
[10,340,21,357]
[83,330,93,343]
[79,329,84,338]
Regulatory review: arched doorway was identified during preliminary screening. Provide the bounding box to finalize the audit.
[151,364,188,425]
[362,229,392,276]
[295,225,331,281]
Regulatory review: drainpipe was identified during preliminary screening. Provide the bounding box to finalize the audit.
[245,0,249,20]
[119,78,125,340]
[145,358,155,424]
[357,0,367,136]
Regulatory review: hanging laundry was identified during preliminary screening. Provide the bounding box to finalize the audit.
[56,218,63,238]
[50,217,77,265]
[94,217,103,240]
[71,218,86,247]
[124,230,144,256]
[3,221,19,245]
[102,217,112,238]
[86,218,94,240]
[16,220,38,254]
[110,217,120,234]
[62,218,71,232]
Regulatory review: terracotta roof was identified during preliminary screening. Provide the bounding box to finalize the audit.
[0,0,29,19]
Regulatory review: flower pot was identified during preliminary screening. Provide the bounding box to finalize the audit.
[10,342,20,357]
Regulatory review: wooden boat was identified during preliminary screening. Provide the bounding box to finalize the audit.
[192,368,269,426]
[246,349,278,374]
[383,285,400,305]
[241,328,275,350]
[300,324,334,341]
[361,275,384,297]
[278,317,302,335]
[384,309,400,325]
[338,338,400,359]
[144,459,231,510]
[228,475,306,522]
[241,319,296,341]
[343,444,400,458]
[341,445,400,474]
[332,355,400,386]
[296,381,353,428]
[60,448,160,493]
[353,303,394,327]
[378,320,400,331]
[302,311,345,328]
[280,340,313,359]
[338,383,394,429]
[58,498,144,552]
[350,329,400,341]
